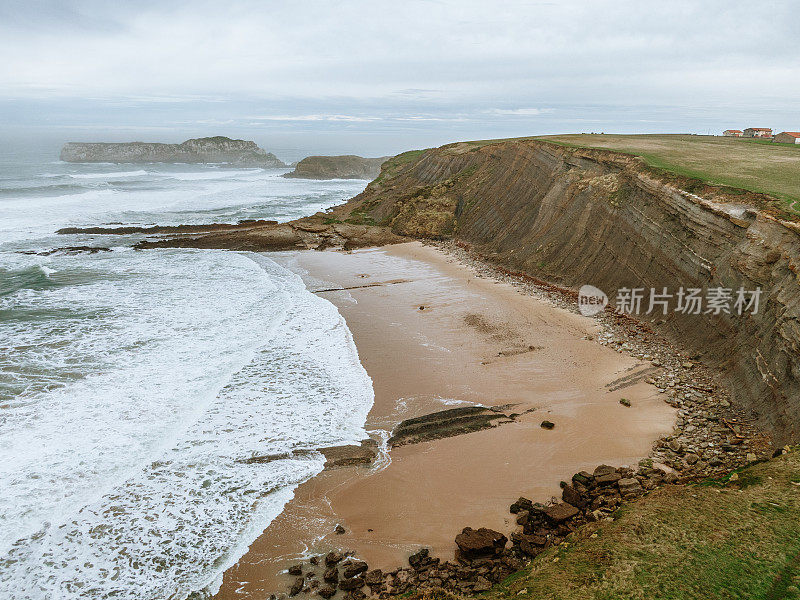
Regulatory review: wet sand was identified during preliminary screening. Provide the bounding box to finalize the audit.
[214,242,675,598]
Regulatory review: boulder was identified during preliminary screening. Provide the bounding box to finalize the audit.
[455,527,508,559]
[338,576,365,591]
[408,548,430,570]
[593,465,622,486]
[318,585,336,599]
[510,497,533,514]
[323,567,339,583]
[288,564,303,576]
[561,484,587,509]
[325,551,343,566]
[289,577,304,597]
[618,477,643,496]
[342,560,368,579]
[542,503,579,524]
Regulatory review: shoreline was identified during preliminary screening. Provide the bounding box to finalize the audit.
[212,241,683,599]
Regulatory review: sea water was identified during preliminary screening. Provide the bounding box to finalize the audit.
[0,142,374,599]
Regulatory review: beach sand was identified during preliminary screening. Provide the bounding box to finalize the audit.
[213,242,675,598]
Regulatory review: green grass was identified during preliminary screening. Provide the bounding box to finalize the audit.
[373,149,427,185]
[484,449,800,600]
[537,134,800,211]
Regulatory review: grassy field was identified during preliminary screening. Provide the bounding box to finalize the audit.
[481,449,800,600]
[538,134,800,211]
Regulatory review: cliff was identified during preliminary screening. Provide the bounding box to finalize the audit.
[60,136,286,167]
[283,155,388,179]
[334,140,800,444]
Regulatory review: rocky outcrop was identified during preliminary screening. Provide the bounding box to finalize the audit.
[131,217,405,252]
[335,140,800,444]
[60,136,286,167]
[387,406,516,447]
[283,155,388,180]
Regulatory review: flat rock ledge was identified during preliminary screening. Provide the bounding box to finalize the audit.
[387,405,516,447]
[56,217,406,253]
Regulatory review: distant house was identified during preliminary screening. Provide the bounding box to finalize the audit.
[723,129,743,137]
[773,131,800,144]
[743,127,773,138]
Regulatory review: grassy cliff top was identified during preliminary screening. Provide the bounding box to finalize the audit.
[480,449,800,600]
[534,134,800,211]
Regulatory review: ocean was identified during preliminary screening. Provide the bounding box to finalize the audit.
[0,142,375,599]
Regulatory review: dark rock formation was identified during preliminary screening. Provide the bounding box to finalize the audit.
[387,406,514,447]
[283,155,388,180]
[19,246,112,256]
[320,440,379,469]
[341,560,368,579]
[454,527,508,560]
[60,136,286,167]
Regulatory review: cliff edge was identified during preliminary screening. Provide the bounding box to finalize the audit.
[283,155,388,179]
[60,136,286,167]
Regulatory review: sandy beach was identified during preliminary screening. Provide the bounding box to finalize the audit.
[214,242,675,598]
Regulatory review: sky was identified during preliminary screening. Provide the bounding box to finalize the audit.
[0,0,798,158]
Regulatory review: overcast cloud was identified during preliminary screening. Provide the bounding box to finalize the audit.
[0,0,797,155]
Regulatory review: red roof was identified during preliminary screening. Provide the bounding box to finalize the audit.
[777,131,800,138]
[724,129,742,133]
[746,128,772,131]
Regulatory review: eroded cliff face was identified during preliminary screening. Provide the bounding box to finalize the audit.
[60,136,286,167]
[337,140,800,443]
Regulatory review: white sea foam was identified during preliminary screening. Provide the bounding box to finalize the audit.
[0,249,373,599]
[0,156,373,599]
[68,170,149,179]
[164,168,266,181]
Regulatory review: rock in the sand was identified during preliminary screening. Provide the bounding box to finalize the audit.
[288,564,303,576]
[309,556,319,566]
[510,497,533,514]
[454,527,508,559]
[334,524,346,535]
[542,502,579,524]
[323,567,339,583]
[540,420,555,430]
[342,560,368,579]
[408,548,431,570]
[318,585,336,599]
[320,440,379,469]
[289,577,304,596]
[325,551,344,566]
[338,576,365,591]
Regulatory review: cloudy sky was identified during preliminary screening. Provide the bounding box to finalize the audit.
[0,0,797,156]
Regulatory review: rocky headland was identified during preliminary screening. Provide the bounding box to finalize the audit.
[283,156,389,180]
[59,136,286,167]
